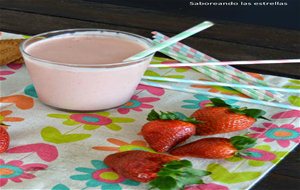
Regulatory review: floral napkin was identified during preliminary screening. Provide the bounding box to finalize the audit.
[0,32,299,190]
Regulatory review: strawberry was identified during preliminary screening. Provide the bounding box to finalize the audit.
[141,110,198,152]
[191,98,268,135]
[170,135,256,159]
[0,126,10,153]
[104,150,211,189]
[104,150,178,182]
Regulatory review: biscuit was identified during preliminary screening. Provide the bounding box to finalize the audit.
[0,39,24,66]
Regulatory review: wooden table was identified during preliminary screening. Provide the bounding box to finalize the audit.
[0,1,299,189]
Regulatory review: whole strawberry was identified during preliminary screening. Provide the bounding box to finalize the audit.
[0,126,10,153]
[104,150,211,189]
[104,150,178,182]
[142,110,198,152]
[170,135,256,159]
[191,98,268,135]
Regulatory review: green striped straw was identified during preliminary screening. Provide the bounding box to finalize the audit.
[140,80,300,110]
[165,48,285,102]
[152,38,286,102]
[142,76,300,93]
[158,46,276,101]
[152,32,285,98]
[124,21,214,61]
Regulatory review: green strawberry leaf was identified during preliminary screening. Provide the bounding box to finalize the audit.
[177,176,203,186]
[210,98,230,107]
[210,98,269,120]
[243,109,269,120]
[149,176,178,190]
[163,160,192,169]
[147,110,160,121]
[230,107,246,114]
[230,108,269,120]
[149,160,211,190]
[0,122,9,126]
[184,168,211,177]
[230,135,257,153]
[147,110,199,124]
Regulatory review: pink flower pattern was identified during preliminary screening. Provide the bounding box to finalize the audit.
[0,159,47,187]
[249,123,300,148]
[185,183,229,190]
[117,95,160,114]
[0,70,15,81]
[0,61,23,81]
[136,84,165,96]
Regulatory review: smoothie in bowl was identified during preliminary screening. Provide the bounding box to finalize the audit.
[20,29,153,111]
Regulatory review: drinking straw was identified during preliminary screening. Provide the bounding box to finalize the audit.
[140,80,300,110]
[148,59,300,67]
[142,76,300,93]
[152,32,286,93]
[124,21,214,61]
[152,37,286,102]
[155,46,283,102]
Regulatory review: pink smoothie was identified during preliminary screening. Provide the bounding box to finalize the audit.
[22,31,153,110]
[26,35,145,65]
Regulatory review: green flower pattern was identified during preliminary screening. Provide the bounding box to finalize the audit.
[226,145,287,167]
[48,112,135,131]
[283,79,300,107]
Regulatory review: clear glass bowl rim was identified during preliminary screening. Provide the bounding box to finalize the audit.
[20,28,154,68]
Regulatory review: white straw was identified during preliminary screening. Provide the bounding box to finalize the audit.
[140,81,300,110]
[142,76,300,93]
[148,59,300,67]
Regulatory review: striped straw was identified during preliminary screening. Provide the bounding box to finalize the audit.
[142,76,300,93]
[152,35,285,102]
[152,32,285,96]
[148,59,300,67]
[140,80,300,110]
[157,46,280,102]
[125,21,214,61]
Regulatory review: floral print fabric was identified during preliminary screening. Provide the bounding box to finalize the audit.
[0,32,299,190]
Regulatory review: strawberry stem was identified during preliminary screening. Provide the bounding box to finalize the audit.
[147,110,199,124]
[209,98,269,120]
[0,122,9,127]
[210,98,230,107]
[230,135,257,157]
[149,160,211,190]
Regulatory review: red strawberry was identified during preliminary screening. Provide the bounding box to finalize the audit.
[104,150,211,189]
[0,126,10,153]
[141,110,197,152]
[191,98,268,135]
[104,150,178,182]
[170,135,256,159]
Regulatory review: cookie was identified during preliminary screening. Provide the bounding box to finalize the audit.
[0,39,25,66]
